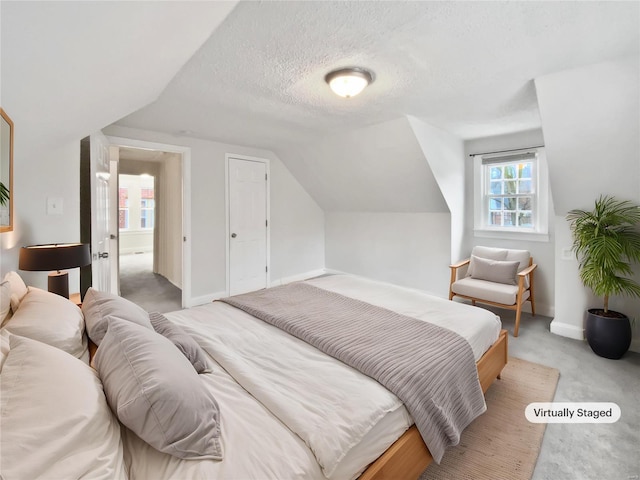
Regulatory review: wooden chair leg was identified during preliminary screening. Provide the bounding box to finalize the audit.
[514,304,522,337]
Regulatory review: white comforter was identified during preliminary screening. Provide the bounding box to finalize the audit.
[123,274,500,480]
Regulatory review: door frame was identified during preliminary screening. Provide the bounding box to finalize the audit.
[107,136,191,308]
[225,153,270,296]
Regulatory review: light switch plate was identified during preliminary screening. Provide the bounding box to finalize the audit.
[47,196,63,215]
[561,247,573,261]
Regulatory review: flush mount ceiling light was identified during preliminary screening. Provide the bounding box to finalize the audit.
[325,67,374,98]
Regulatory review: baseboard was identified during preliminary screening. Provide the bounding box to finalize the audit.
[550,319,585,341]
[186,290,227,308]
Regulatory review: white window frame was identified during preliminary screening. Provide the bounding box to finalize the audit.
[473,147,549,242]
[140,197,155,229]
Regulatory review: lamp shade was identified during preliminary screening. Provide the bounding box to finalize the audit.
[19,243,91,271]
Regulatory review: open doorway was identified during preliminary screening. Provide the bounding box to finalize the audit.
[117,147,183,313]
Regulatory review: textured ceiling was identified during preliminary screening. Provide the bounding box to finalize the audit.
[116,1,640,147]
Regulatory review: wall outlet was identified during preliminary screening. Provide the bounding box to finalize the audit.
[561,247,573,260]
[47,196,63,215]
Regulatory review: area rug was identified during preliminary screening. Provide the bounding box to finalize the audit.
[420,357,560,480]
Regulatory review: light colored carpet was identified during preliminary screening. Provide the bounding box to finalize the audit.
[421,357,560,480]
[119,252,182,313]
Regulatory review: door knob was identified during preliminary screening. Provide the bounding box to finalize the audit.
[231,233,237,238]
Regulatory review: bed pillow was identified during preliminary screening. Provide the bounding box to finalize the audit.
[0,334,127,479]
[1,280,11,326]
[82,287,152,345]
[3,271,29,312]
[149,311,211,374]
[468,255,520,285]
[0,329,9,372]
[95,316,223,460]
[3,287,88,362]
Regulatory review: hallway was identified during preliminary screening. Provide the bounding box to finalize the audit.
[119,252,182,313]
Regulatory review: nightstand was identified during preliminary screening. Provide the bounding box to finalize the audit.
[70,292,82,308]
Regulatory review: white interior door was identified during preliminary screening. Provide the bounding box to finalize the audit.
[90,132,115,293]
[228,157,268,296]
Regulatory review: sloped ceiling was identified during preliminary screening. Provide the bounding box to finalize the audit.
[112,1,638,214]
[275,117,447,212]
[117,1,639,145]
[3,1,638,216]
[0,1,237,150]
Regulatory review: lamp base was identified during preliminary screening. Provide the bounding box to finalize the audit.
[48,271,69,298]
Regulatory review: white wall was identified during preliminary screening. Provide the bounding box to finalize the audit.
[408,116,466,262]
[0,1,236,293]
[157,156,184,288]
[535,56,640,350]
[325,212,451,296]
[464,129,556,317]
[0,140,81,292]
[104,125,325,304]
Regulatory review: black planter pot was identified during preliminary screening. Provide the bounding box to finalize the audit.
[585,309,632,359]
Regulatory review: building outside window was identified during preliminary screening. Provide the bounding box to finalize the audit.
[119,188,129,229]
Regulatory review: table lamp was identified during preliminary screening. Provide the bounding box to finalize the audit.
[19,243,91,298]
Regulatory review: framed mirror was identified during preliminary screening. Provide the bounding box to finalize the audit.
[1,108,13,233]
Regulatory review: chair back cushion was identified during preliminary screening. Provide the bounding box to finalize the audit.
[468,256,520,285]
[467,246,531,287]
[467,247,507,277]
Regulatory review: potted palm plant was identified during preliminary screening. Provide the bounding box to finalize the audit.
[567,195,640,359]
[0,181,8,206]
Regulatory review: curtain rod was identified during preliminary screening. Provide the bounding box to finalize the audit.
[468,145,545,157]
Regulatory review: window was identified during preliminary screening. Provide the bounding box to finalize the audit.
[474,148,548,241]
[118,188,129,229]
[140,188,154,229]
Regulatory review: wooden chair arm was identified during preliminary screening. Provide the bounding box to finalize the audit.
[517,263,537,277]
[450,258,470,270]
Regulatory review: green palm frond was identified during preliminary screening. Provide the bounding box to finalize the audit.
[567,195,640,312]
[0,181,8,206]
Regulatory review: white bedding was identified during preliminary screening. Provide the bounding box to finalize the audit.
[123,274,501,480]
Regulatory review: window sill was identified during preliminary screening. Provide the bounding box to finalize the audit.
[474,228,549,243]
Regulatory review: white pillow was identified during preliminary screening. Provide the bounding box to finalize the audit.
[96,317,223,460]
[3,271,28,312]
[0,335,127,480]
[0,329,10,372]
[468,255,519,285]
[1,280,11,325]
[82,287,152,345]
[3,287,89,363]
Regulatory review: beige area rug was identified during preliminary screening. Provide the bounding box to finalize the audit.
[420,357,560,480]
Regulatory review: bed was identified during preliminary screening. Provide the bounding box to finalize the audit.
[0,272,507,480]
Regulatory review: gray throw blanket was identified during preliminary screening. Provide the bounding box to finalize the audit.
[220,282,486,463]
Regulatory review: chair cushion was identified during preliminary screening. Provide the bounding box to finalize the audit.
[468,256,519,285]
[467,247,508,277]
[468,246,531,288]
[452,277,530,306]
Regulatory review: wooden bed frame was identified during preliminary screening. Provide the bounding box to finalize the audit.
[88,330,508,480]
[359,329,509,480]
